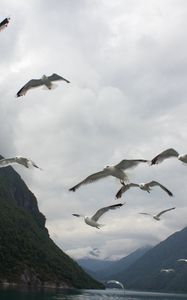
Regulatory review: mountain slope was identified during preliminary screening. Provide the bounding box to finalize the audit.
[77,246,151,281]
[120,226,187,292]
[98,246,152,280]
[0,163,103,289]
[77,258,114,273]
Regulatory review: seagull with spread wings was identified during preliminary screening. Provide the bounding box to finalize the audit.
[160,268,175,273]
[151,148,187,165]
[139,207,175,221]
[69,159,148,192]
[72,203,124,228]
[0,17,10,32]
[16,73,70,97]
[0,156,41,170]
[177,258,187,263]
[116,180,173,199]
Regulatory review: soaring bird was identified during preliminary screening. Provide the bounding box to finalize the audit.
[160,268,174,273]
[116,181,173,199]
[72,203,124,229]
[0,17,10,32]
[177,258,187,263]
[106,280,125,290]
[139,207,175,221]
[69,159,148,192]
[150,148,187,165]
[16,73,70,97]
[0,156,41,170]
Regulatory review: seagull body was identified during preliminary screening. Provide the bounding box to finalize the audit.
[160,268,174,273]
[16,73,70,97]
[139,207,175,221]
[0,156,41,170]
[69,159,148,192]
[177,259,187,263]
[151,148,187,165]
[116,181,173,199]
[72,203,124,229]
[0,17,10,32]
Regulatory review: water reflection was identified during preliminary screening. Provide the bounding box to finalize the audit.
[0,286,187,300]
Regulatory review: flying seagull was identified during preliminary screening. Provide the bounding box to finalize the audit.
[139,207,175,221]
[0,17,10,32]
[177,258,187,263]
[116,181,173,199]
[69,159,148,192]
[160,268,174,273]
[16,73,70,97]
[106,280,125,290]
[72,203,124,229]
[150,148,187,165]
[0,156,41,170]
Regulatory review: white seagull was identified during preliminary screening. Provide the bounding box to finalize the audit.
[0,17,10,32]
[151,148,187,165]
[139,207,175,221]
[0,156,42,170]
[72,203,124,229]
[69,159,148,192]
[116,181,173,199]
[177,258,187,263]
[160,268,174,273]
[106,280,125,290]
[16,73,70,97]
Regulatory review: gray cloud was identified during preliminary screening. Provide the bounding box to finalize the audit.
[0,0,187,260]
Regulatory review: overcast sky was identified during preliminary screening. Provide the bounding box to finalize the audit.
[1,0,187,261]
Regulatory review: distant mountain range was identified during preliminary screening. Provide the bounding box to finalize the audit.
[77,246,152,281]
[0,159,103,289]
[78,226,187,293]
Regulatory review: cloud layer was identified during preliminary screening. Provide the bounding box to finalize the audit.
[1,0,187,260]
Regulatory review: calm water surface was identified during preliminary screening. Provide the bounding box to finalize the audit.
[0,288,187,300]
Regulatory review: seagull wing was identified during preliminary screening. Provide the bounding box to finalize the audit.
[156,207,176,218]
[72,214,85,217]
[16,79,43,97]
[0,17,10,30]
[115,159,147,170]
[0,157,41,169]
[0,157,18,167]
[147,181,173,196]
[139,212,151,216]
[115,183,139,199]
[91,203,124,222]
[151,148,179,165]
[17,157,41,169]
[69,170,109,192]
[47,73,70,83]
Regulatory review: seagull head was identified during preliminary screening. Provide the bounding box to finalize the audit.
[139,183,145,188]
[178,154,187,163]
[103,165,112,171]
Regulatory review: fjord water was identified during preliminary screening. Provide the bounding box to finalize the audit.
[0,288,187,300]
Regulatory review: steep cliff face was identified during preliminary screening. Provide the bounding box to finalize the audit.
[0,161,46,230]
[0,161,103,289]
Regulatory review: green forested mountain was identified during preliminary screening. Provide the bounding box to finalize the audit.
[0,163,103,289]
[119,226,187,292]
